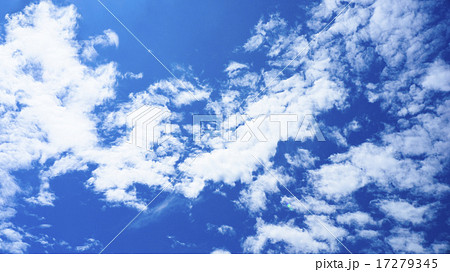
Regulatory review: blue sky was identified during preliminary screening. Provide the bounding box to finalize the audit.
[0,0,449,254]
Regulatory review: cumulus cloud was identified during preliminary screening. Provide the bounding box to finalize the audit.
[175,45,346,199]
[0,0,123,251]
[81,29,119,60]
[0,224,29,253]
[0,1,184,252]
[130,77,211,107]
[281,196,336,215]
[239,168,292,212]
[1,0,449,254]
[236,0,449,253]
[386,228,427,253]
[336,211,375,227]
[217,225,235,236]
[377,200,433,225]
[225,61,249,77]
[285,148,319,169]
[243,217,347,253]
[421,59,450,92]
[243,14,287,52]
[0,0,186,217]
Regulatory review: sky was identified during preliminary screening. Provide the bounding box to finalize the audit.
[0,0,449,254]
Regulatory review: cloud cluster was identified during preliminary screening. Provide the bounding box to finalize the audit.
[0,0,448,253]
[243,217,346,253]
[222,0,449,253]
[0,0,179,251]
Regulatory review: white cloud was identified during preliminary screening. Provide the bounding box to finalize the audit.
[228,71,259,88]
[25,181,55,206]
[357,229,379,239]
[166,6,449,257]
[1,0,449,254]
[120,71,144,80]
[176,54,346,199]
[81,29,119,60]
[207,223,235,236]
[309,158,366,199]
[309,136,449,199]
[217,225,235,236]
[0,0,189,216]
[131,77,210,107]
[343,120,361,135]
[0,224,29,254]
[167,235,195,248]
[386,228,426,253]
[421,58,450,92]
[431,243,450,254]
[236,0,449,253]
[85,144,178,209]
[239,168,292,212]
[75,238,102,252]
[225,61,249,77]
[0,1,117,171]
[336,211,375,227]
[0,0,122,251]
[285,148,319,169]
[243,217,347,253]
[386,227,449,254]
[243,14,287,52]
[0,1,189,252]
[281,196,336,214]
[211,248,231,254]
[378,200,432,225]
